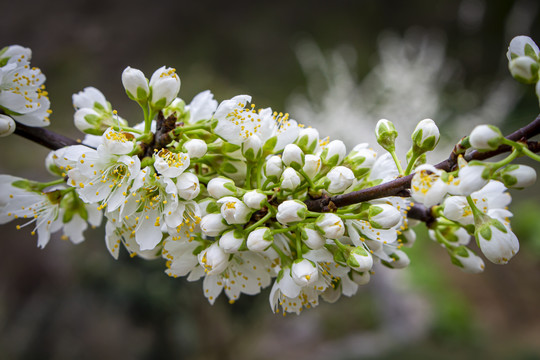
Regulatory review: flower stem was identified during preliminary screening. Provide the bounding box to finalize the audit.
[390,150,404,176]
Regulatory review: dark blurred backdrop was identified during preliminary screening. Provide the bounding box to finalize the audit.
[1,1,540,359]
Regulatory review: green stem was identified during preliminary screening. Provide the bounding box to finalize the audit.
[245,211,273,233]
[295,227,303,259]
[298,169,317,189]
[389,150,404,176]
[404,153,419,176]
[271,243,290,265]
[245,163,253,190]
[333,238,348,252]
[489,148,520,172]
[521,146,540,162]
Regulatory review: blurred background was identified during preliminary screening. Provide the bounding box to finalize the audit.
[1,0,540,359]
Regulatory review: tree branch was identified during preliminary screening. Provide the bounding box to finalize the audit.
[13,121,81,150]
[305,114,540,212]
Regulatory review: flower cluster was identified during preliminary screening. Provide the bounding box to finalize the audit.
[1,36,540,315]
[0,45,51,135]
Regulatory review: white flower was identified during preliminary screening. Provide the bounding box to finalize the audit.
[375,119,397,152]
[198,242,229,275]
[213,95,299,150]
[0,176,101,248]
[74,108,100,133]
[200,213,229,236]
[320,140,346,166]
[508,56,539,84]
[469,125,503,150]
[368,203,401,229]
[153,149,190,178]
[217,196,252,225]
[291,259,318,287]
[351,270,370,285]
[506,35,540,61]
[276,200,307,225]
[475,217,519,264]
[185,90,218,123]
[0,114,15,137]
[450,246,485,274]
[246,227,273,251]
[316,213,345,239]
[301,226,326,250]
[411,118,439,152]
[411,164,448,207]
[347,246,373,272]
[0,46,51,127]
[282,143,305,169]
[121,66,149,101]
[149,66,181,109]
[119,167,194,250]
[326,166,355,194]
[242,190,266,210]
[280,167,301,191]
[218,229,244,253]
[295,127,319,153]
[269,267,318,314]
[382,249,410,269]
[176,172,200,200]
[101,127,135,155]
[183,139,207,159]
[207,177,236,199]
[303,154,321,179]
[500,164,536,189]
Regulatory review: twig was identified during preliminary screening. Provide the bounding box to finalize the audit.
[13,121,81,150]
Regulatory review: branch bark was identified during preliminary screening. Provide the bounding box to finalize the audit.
[13,121,81,150]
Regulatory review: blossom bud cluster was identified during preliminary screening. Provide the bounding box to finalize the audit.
[506,36,540,106]
[1,36,539,316]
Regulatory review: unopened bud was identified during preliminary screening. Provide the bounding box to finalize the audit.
[122,66,149,101]
[375,119,397,152]
[0,114,15,137]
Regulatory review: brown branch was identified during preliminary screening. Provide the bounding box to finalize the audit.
[306,114,540,212]
[13,121,81,150]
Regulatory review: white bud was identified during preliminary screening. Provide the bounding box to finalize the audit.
[282,143,305,170]
[411,118,440,152]
[242,135,262,162]
[198,243,229,275]
[469,125,503,150]
[384,249,410,269]
[303,154,322,179]
[243,190,266,210]
[301,227,326,250]
[443,196,473,225]
[457,163,489,195]
[149,66,181,109]
[326,166,355,194]
[291,259,318,287]
[264,155,283,181]
[200,213,229,236]
[276,200,307,225]
[500,164,537,189]
[375,119,397,152]
[506,35,540,61]
[345,143,377,177]
[321,140,346,166]
[0,114,16,137]
[246,227,273,251]
[400,229,417,248]
[121,66,149,101]
[476,219,519,264]
[368,203,401,229]
[351,270,370,285]
[347,246,373,272]
[315,213,345,239]
[296,127,319,153]
[219,229,244,253]
[72,87,108,110]
[198,198,219,217]
[74,108,100,133]
[218,196,252,225]
[280,167,301,191]
[207,177,236,199]
[509,56,539,84]
[450,246,485,274]
[184,139,207,158]
[176,172,200,200]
